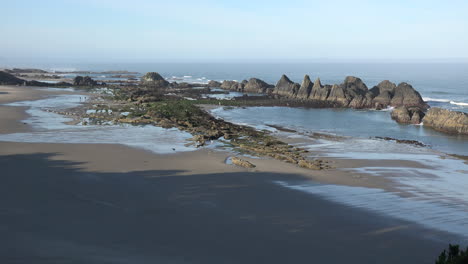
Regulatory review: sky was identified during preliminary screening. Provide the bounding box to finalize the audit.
[2,0,468,63]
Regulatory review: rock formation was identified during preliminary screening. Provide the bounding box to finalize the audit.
[274,75,300,97]
[230,156,256,168]
[266,74,428,110]
[208,80,222,87]
[141,72,169,87]
[422,108,468,135]
[390,82,426,108]
[391,106,425,124]
[296,75,313,99]
[220,78,272,93]
[73,76,97,86]
[221,80,243,91]
[0,71,25,85]
[0,71,52,87]
[244,78,274,93]
[309,78,330,101]
[327,84,348,106]
[370,81,396,109]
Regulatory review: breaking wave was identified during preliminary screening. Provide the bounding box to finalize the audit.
[423,97,468,107]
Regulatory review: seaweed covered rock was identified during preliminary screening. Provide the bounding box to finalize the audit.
[423,108,468,134]
[73,76,97,86]
[141,72,169,87]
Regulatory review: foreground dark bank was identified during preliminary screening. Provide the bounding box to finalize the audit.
[0,153,455,264]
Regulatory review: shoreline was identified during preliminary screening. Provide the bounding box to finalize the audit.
[1,85,466,199]
[0,84,467,262]
[0,86,413,191]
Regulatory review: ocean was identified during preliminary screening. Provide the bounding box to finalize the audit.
[31,62,468,112]
[28,62,468,155]
[1,62,468,241]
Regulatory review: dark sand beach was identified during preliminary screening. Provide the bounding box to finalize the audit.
[0,85,460,263]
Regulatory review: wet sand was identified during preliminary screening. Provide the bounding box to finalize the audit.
[0,85,459,263]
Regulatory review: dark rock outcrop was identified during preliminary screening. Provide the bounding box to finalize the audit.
[423,108,468,134]
[215,73,428,111]
[391,106,425,124]
[221,80,243,91]
[372,89,394,109]
[370,80,396,95]
[141,72,169,87]
[244,78,274,93]
[309,78,330,100]
[208,80,222,87]
[390,82,426,108]
[296,75,313,99]
[327,84,349,106]
[341,76,373,108]
[0,71,52,86]
[0,71,25,85]
[274,75,300,97]
[4,68,48,74]
[73,76,97,86]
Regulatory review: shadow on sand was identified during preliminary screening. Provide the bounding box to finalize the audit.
[0,153,453,263]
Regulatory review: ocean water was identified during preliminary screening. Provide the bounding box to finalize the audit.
[0,94,197,154]
[27,62,468,112]
[1,62,467,239]
[276,181,468,242]
[211,106,468,156]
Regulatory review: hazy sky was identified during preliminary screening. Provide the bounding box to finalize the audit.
[2,0,468,62]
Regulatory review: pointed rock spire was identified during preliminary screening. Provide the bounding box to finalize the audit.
[296,75,313,99]
[274,74,299,97]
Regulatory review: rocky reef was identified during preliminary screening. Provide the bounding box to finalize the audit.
[422,108,468,135]
[218,78,273,94]
[214,74,427,110]
[274,75,427,109]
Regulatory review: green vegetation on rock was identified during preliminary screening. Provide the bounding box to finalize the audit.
[436,245,468,264]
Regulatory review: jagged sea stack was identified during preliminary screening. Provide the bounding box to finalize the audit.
[296,75,313,99]
[309,78,329,100]
[327,84,349,106]
[274,75,300,97]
